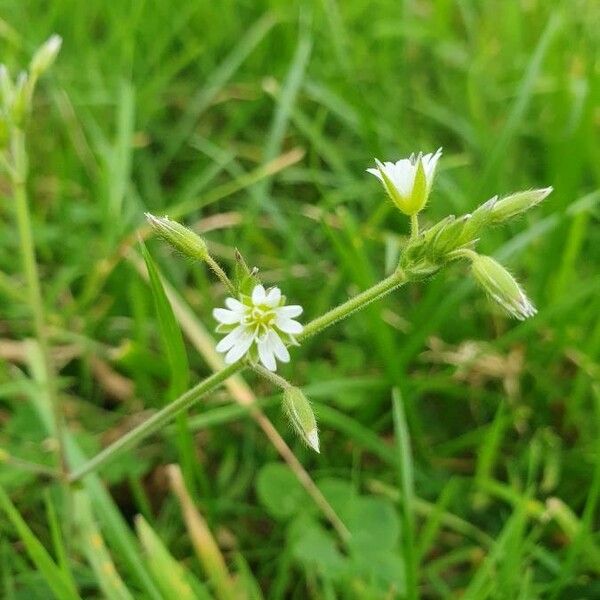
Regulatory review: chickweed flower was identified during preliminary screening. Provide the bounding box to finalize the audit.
[368,148,442,216]
[470,254,537,320]
[213,284,303,371]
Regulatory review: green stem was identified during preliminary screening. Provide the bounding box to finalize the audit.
[251,363,292,390]
[410,214,419,238]
[69,267,410,482]
[298,268,408,341]
[68,362,243,482]
[12,128,67,478]
[205,254,236,295]
[1,453,61,481]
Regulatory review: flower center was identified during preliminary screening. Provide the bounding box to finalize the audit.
[245,305,276,336]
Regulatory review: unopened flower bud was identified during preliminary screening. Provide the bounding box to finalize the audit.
[30,34,62,76]
[11,71,30,126]
[471,254,536,320]
[0,113,9,148]
[490,188,552,224]
[456,196,497,246]
[0,65,13,112]
[283,387,319,453]
[145,213,208,262]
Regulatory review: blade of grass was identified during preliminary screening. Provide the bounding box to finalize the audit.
[0,486,81,600]
[135,515,212,600]
[167,464,237,600]
[73,489,135,600]
[141,242,202,498]
[160,12,277,170]
[24,341,164,600]
[392,388,418,600]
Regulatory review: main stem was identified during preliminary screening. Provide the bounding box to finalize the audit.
[69,267,409,482]
[12,128,67,479]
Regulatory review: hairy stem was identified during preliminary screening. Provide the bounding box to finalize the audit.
[69,266,410,481]
[410,214,419,238]
[298,268,408,341]
[12,128,67,479]
[68,362,243,482]
[205,254,236,295]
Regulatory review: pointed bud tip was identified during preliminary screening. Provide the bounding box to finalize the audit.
[307,429,320,453]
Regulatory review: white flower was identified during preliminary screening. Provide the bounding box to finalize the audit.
[213,284,303,371]
[367,148,442,215]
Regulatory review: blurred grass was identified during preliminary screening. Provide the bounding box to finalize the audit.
[0,0,599,597]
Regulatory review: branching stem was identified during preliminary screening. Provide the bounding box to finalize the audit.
[68,266,410,481]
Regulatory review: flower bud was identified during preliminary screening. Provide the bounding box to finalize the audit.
[30,34,62,76]
[0,65,14,112]
[470,254,536,320]
[145,213,208,262]
[283,387,319,453]
[456,196,497,246]
[10,71,29,126]
[490,188,552,224]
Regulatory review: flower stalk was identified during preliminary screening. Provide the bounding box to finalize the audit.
[68,266,410,481]
[11,127,67,478]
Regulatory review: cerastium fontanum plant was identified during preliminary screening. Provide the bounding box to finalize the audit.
[1,36,552,482]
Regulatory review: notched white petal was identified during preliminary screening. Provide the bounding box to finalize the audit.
[257,336,277,371]
[224,331,254,364]
[269,330,290,363]
[213,308,241,325]
[225,297,245,312]
[251,284,266,304]
[216,326,246,353]
[276,317,303,335]
[265,287,282,307]
[276,305,303,318]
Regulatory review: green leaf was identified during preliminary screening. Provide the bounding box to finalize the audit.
[135,515,212,600]
[73,489,135,600]
[141,242,190,397]
[256,463,311,521]
[0,486,81,600]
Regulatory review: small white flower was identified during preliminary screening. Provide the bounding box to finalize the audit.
[213,284,303,371]
[367,148,442,216]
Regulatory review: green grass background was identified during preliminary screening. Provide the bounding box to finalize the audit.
[1,0,599,598]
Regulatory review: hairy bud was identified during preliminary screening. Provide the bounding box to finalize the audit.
[490,188,552,224]
[145,214,208,262]
[470,254,536,320]
[30,34,62,77]
[283,387,319,453]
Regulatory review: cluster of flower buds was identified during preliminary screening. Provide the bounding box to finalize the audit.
[0,35,61,136]
[369,150,552,319]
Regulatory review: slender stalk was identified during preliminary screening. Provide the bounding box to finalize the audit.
[69,266,410,482]
[251,363,292,390]
[410,214,419,238]
[0,452,61,480]
[12,128,67,478]
[298,268,408,341]
[204,254,236,295]
[68,362,243,481]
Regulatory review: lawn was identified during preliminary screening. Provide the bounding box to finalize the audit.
[1,0,599,598]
